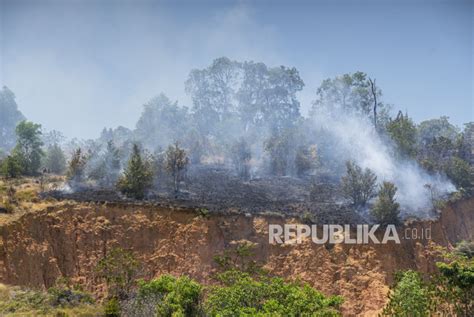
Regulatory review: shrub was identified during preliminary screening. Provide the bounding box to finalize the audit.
[205,270,343,316]
[96,247,139,299]
[371,181,400,224]
[382,270,433,316]
[136,275,202,317]
[341,161,377,207]
[104,297,120,317]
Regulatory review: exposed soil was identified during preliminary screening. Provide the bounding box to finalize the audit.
[0,197,472,316]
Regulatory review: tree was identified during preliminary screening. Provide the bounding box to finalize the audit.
[239,61,304,133]
[434,247,474,316]
[135,94,190,149]
[96,247,139,299]
[341,161,377,207]
[371,181,400,224]
[382,270,433,316]
[89,141,122,187]
[12,121,44,175]
[44,144,66,174]
[445,157,473,194]
[185,57,242,135]
[264,129,295,176]
[230,138,251,180]
[418,116,459,146]
[386,111,417,158]
[165,142,189,193]
[117,144,153,199]
[0,155,22,179]
[311,72,389,125]
[0,86,25,151]
[66,148,87,184]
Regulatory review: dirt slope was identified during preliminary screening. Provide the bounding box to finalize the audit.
[0,199,473,316]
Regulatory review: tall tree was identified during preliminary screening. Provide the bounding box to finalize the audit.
[0,86,25,150]
[185,57,242,135]
[311,72,389,126]
[135,94,189,149]
[12,121,44,175]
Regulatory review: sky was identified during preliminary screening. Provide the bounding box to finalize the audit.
[0,0,472,139]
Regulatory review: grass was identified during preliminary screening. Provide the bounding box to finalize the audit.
[0,284,103,317]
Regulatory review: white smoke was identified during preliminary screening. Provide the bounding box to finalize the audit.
[313,111,455,218]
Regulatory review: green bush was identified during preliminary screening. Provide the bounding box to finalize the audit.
[104,297,120,317]
[205,270,343,316]
[382,270,433,316]
[136,275,202,317]
[371,181,400,225]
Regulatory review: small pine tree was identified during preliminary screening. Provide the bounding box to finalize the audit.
[67,148,87,184]
[371,181,400,224]
[165,142,189,193]
[341,161,377,207]
[117,144,153,199]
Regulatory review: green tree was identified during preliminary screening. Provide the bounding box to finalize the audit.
[341,161,377,207]
[371,181,400,224]
[445,157,473,194]
[386,111,417,158]
[435,255,474,316]
[0,155,22,179]
[12,121,44,175]
[44,144,66,174]
[165,142,189,193]
[382,270,433,316]
[117,144,153,199]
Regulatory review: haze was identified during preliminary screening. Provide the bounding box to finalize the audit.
[0,0,472,139]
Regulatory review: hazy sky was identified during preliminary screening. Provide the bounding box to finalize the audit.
[1,0,472,139]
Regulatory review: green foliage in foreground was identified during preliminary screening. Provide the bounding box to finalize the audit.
[205,270,343,316]
[381,270,432,316]
[383,242,474,316]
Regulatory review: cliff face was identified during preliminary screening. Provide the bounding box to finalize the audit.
[0,198,473,316]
